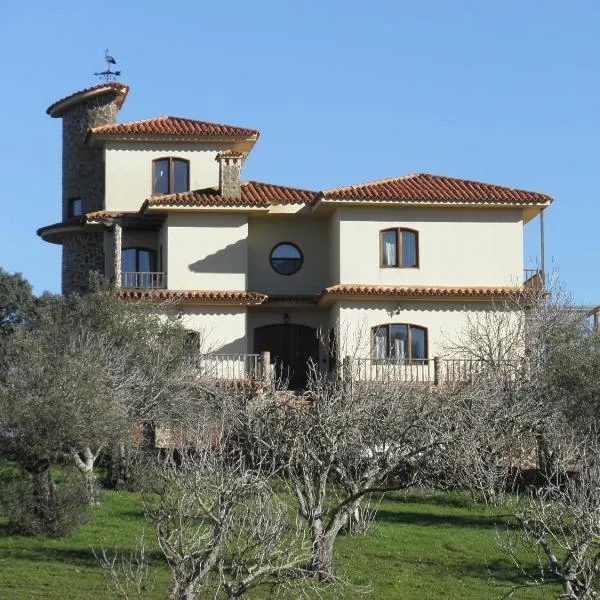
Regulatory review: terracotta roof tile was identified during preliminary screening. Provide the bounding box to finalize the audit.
[90,116,259,138]
[321,284,530,299]
[85,210,137,220]
[322,173,552,205]
[117,289,267,305]
[216,150,244,159]
[47,82,129,116]
[143,181,319,210]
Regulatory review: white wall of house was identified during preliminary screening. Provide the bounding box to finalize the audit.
[104,141,233,211]
[247,216,330,295]
[177,306,247,354]
[328,209,341,285]
[335,206,524,287]
[333,299,516,359]
[165,213,247,290]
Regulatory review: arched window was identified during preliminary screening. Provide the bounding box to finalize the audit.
[121,247,159,288]
[152,157,189,195]
[380,228,419,268]
[372,324,427,362]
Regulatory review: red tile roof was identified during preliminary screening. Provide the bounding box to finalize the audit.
[322,173,552,205]
[85,210,137,220]
[216,150,244,159]
[142,181,319,210]
[47,82,129,116]
[321,284,530,299]
[117,289,267,305]
[90,116,259,138]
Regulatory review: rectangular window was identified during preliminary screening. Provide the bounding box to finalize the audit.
[173,159,189,193]
[68,197,82,218]
[373,327,388,360]
[380,228,419,268]
[153,159,169,195]
[381,230,398,267]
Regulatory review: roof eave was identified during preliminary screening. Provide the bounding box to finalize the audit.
[87,132,259,147]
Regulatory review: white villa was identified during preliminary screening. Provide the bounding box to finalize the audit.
[38,82,552,388]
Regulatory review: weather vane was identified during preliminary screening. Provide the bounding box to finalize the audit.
[94,49,121,82]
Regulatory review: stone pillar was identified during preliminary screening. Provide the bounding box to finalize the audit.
[216,150,243,199]
[433,356,440,386]
[260,351,271,382]
[113,223,122,289]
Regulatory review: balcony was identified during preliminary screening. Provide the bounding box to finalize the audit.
[121,272,166,289]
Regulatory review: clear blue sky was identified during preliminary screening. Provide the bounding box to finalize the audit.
[1,1,598,303]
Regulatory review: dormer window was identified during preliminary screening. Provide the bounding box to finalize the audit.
[68,197,82,218]
[380,228,419,268]
[152,158,189,195]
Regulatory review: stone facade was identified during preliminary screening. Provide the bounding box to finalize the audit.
[60,91,120,293]
[62,233,105,294]
[62,93,118,218]
[217,155,242,198]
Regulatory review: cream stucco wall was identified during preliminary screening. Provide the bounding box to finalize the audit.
[104,142,233,211]
[247,215,330,295]
[336,206,523,287]
[334,299,517,359]
[165,213,247,290]
[177,306,247,354]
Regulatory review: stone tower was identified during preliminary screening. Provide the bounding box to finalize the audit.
[44,82,129,293]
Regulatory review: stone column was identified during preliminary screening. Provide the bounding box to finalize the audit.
[113,222,122,289]
[216,150,243,199]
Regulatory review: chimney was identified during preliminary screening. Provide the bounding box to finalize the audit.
[216,150,243,199]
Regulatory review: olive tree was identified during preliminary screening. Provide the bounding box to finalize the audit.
[0,289,203,528]
[247,368,454,579]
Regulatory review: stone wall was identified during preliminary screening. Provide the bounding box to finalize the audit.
[62,93,118,218]
[60,91,120,293]
[62,233,105,294]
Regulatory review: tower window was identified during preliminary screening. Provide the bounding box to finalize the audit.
[68,197,82,218]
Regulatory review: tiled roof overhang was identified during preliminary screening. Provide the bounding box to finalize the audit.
[88,116,260,142]
[37,211,161,243]
[47,82,129,117]
[117,289,267,306]
[141,181,319,212]
[319,173,553,206]
[319,284,533,303]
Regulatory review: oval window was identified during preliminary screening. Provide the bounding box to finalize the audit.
[270,243,303,276]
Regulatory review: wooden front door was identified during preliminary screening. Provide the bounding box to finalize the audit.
[254,324,319,389]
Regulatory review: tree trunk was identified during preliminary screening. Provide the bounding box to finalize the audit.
[106,444,132,490]
[167,574,201,600]
[308,511,349,579]
[30,460,60,535]
[73,448,100,505]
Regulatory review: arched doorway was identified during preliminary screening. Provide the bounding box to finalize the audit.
[254,324,319,390]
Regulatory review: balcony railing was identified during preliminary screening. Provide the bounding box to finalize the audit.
[197,354,261,381]
[340,357,522,385]
[121,272,166,289]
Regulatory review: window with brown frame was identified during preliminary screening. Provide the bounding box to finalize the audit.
[380,228,419,268]
[152,157,189,195]
[372,323,427,362]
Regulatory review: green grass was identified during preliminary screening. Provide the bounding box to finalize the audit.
[0,488,558,599]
